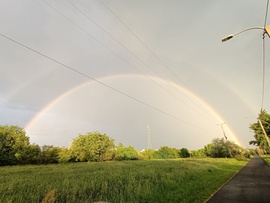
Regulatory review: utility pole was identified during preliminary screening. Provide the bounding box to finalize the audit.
[258,118,270,147]
[217,123,227,140]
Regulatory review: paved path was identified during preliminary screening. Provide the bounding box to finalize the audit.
[207,156,270,203]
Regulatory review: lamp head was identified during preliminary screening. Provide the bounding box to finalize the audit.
[222,35,233,42]
[265,26,270,38]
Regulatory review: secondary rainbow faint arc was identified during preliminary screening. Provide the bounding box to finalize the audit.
[24,74,241,146]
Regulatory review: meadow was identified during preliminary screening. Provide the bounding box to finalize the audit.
[0,158,248,203]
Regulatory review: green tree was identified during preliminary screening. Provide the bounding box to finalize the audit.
[179,148,190,158]
[139,149,156,160]
[249,109,270,154]
[211,138,228,158]
[15,144,42,164]
[58,147,74,163]
[114,143,138,160]
[41,145,60,164]
[190,149,206,158]
[204,143,214,157]
[70,132,115,162]
[210,138,244,158]
[0,125,30,165]
[225,141,243,158]
[153,146,179,159]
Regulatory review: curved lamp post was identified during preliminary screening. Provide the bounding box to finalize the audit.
[222,26,270,42]
[222,25,270,147]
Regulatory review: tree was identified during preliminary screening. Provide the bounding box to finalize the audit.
[15,144,42,164]
[210,138,244,158]
[153,146,179,159]
[179,148,190,158]
[210,138,228,158]
[190,149,207,158]
[41,145,60,164]
[114,143,139,160]
[70,132,115,162]
[0,125,30,165]
[225,141,243,158]
[58,147,74,163]
[249,109,270,154]
[139,149,156,160]
[204,143,214,157]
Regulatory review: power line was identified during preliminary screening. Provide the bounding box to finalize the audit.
[40,0,196,112]
[41,0,218,124]
[98,0,189,87]
[66,0,218,123]
[0,32,219,136]
[98,0,219,123]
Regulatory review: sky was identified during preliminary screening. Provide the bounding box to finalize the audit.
[1,0,270,150]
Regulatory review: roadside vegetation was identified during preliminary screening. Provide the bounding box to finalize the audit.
[0,125,255,166]
[0,158,247,203]
[249,109,270,155]
[261,155,270,165]
[1,117,266,202]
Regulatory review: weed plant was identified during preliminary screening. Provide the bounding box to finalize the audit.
[261,155,270,165]
[0,158,247,203]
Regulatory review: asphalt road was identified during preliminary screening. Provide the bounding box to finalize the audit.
[207,155,270,203]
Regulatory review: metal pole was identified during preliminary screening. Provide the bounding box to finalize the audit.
[217,123,227,140]
[220,123,227,140]
[258,118,270,147]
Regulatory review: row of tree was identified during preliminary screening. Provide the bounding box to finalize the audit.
[0,123,257,166]
[249,109,270,154]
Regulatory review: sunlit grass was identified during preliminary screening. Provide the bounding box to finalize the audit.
[260,155,270,165]
[0,158,247,203]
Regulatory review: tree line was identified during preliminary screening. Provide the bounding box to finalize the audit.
[249,109,270,154]
[0,123,257,166]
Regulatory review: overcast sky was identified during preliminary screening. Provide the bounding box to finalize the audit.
[1,0,270,150]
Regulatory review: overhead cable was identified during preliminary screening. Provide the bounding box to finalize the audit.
[41,0,218,124]
[66,0,219,123]
[0,32,219,136]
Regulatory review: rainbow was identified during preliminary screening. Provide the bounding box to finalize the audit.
[25,74,241,146]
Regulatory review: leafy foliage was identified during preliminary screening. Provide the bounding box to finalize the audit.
[210,138,245,158]
[41,145,61,164]
[0,125,30,165]
[58,147,73,163]
[190,148,207,158]
[153,146,179,159]
[15,144,42,164]
[204,143,214,157]
[249,109,270,154]
[0,124,253,166]
[139,149,156,160]
[114,143,139,160]
[179,148,190,158]
[70,132,115,162]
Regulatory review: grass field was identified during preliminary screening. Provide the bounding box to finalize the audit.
[261,155,270,165]
[0,158,248,203]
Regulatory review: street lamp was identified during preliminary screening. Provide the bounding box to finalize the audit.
[222,25,270,147]
[222,26,270,42]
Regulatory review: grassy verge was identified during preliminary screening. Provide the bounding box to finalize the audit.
[0,158,247,203]
[260,155,270,165]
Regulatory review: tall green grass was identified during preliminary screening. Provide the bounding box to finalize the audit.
[0,158,247,203]
[261,155,270,165]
